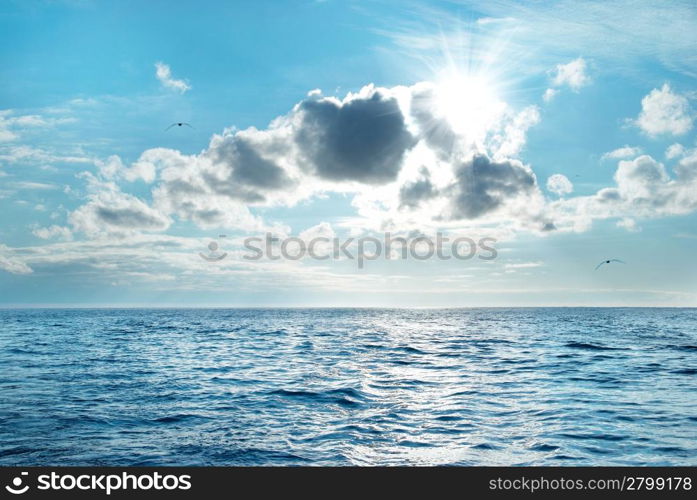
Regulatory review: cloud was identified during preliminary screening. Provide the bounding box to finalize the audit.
[61,78,697,243]
[542,88,558,102]
[505,261,543,269]
[32,225,73,241]
[0,244,33,274]
[490,106,540,158]
[0,231,436,297]
[97,154,157,183]
[540,58,591,102]
[154,62,191,94]
[633,84,692,136]
[298,222,336,258]
[0,110,74,142]
[8,181,59,191]
[448,155,537,219]
[665,143,685,159]
[70,195,172,237]
[150,137,294,230]
[0,235,214,288]
[299,221,335,241]
[602,146,642,161]
[204,132,294,193]
[399,169,438,209]
[615,156,670,198]
[380,1,697,78]
[69,175,172,237]
[409,81,538,160]
[616,218,640,232]
[546,174,573,196]
[0,145,92,165]
[551,154,697,231]
[551,58,591,91]
[294,86,416,183]
[675,148,697,181]
[146,84,416,225]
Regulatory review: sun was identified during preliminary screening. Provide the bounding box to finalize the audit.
[433,72,506,142]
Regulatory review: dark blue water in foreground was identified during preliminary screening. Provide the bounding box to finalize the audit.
[1,308,696,466]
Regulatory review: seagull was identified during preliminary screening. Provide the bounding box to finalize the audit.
[595,259,626,270]
[165,122,194,131]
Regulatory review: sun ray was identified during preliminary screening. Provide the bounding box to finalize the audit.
[432,70,506,144]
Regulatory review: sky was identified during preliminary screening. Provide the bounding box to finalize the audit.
[1,0,697,307]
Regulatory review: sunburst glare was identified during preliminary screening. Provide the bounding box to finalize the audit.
[433,70,506,142]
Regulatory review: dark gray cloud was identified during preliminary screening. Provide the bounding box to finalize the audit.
[95,206,168,230]
[205,136,292,194]
[450,155,537,219]
[295,90,416,184]
[399,169,438,208]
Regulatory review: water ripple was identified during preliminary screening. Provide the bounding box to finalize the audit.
[0,307,696,465]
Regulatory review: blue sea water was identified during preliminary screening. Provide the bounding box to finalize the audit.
[0,308,696,466]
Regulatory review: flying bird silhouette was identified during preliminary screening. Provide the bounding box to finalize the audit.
[165,122,194,131]
[595,259,626,270]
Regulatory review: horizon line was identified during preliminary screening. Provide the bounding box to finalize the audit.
[1,305,696,310]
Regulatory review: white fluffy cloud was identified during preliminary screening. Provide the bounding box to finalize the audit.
[634,84,692,136]
[0,110,74,142]
[542,88,558,102]
[32,225,73,241]
[616,218,640,232]
[546,174,573,197]
[97,154,158,183]
[154,62,191,94]
[602,146,642,160]
[0,145,92,165]
[551,154,697,232]
[552,58,591,91]
[543,58,590,102]
[68,174,172,237]
[665,143,685,159]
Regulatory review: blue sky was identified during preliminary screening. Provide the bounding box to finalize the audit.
[1,0,697,306]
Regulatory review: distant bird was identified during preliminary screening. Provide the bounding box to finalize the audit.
[595,259,626,270]
[165,122,194,131]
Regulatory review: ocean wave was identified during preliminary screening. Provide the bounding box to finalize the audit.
[1,307,695,466]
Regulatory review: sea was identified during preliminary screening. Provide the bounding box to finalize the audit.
[1,308,696,466]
